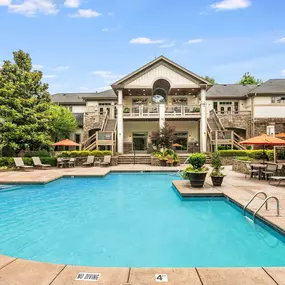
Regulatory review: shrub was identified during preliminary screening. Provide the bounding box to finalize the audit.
[188,153,206,170]
[0,157,57,168]
[218,149,274,161]
[235,157,255,161]
[58,150,112,157]
[24,150,51,157]
[211,152,224,177]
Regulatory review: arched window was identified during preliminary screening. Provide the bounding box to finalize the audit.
[152,79,171,103]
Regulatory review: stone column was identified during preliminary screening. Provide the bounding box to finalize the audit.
[159,103,166,129]
[117,89,124,154]
[200,88,207,153]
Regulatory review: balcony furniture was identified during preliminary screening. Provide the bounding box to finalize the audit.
[245,163,259,179]
[261,164,278,180]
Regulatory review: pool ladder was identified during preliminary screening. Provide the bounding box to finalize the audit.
[243,191,280,222]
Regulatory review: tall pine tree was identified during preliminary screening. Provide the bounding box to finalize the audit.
[0,50,53,153]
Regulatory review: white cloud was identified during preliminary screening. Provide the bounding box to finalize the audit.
[276,37,285,43]
[8,0,58,16]
[92,70,123,80]
[187,38,203,44]
[0,0,11,6]
[80,86,89,91]
[64,0,80,8]
[43,74,57,79]
[130,37,165,45]
[33,64,44,69]
[281,70,285,76]
[211,0,251,11]
[54,65,69,70]
[69,9,101,18]
[160,42,175,48]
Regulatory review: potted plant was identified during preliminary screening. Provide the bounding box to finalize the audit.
[210,152,225,186]
[183,153,208,188]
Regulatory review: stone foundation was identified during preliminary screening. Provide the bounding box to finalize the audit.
[151,156,161,166]
[123,143,133,154]
[254,118,285,136]
[232,159,259,174]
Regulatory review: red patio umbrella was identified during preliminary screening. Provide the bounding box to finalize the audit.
[53,139,80,147]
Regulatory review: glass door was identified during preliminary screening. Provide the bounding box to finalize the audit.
[132,132,148,151]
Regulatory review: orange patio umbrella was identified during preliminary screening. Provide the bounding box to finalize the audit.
[53,139,80,147]
[173,143,182,147]
[276,133,285,139]
[240,134,285,163]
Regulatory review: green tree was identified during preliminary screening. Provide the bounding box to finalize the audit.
[49,104,78,141]
[150,124,176,150]
[204,76,216,84]
[0,50,53,152]
[238,72,263,85]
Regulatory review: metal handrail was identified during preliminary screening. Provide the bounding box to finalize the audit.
[253,196,280,222]
[243,192,268,216]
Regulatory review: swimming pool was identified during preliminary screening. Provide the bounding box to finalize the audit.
[0,172,285,267]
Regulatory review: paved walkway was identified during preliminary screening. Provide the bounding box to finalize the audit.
[0,166,285,284]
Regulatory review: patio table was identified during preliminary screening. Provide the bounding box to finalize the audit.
[61,158,70,168]
[251,164,267,180]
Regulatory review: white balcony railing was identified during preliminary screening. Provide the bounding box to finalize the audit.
[123,104,201,118]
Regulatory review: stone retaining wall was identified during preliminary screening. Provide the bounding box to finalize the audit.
[232,159,259,174]
[71,156,118,166]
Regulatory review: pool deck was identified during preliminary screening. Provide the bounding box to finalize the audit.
[1,165,285,284]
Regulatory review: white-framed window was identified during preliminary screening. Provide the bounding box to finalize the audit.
[267,125,275,136]
[271,96,285,104]
[66,106,73,112]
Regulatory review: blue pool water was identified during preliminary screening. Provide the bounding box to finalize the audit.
[0,173,285,267]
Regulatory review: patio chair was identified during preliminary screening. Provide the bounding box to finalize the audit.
[13,157,34,171]
[261,164,278,180]
[67,158,76,168]
[101,155,111,167]
[245,163,259,179]
[83,156,95,167]
[57,158,65,168]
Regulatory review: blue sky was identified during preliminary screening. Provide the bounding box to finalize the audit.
[1,0,285,94]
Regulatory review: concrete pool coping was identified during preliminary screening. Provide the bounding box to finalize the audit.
[1,166,285,284]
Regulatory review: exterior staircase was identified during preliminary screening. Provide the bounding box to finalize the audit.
[207,109,246,150]
[104,118,117,132]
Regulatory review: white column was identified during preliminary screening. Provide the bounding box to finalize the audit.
[200,88,207,153]
[117,89,124,154]
[110,102,115,119]
[159,103,166,129]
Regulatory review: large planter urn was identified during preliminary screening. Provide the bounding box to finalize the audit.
[187,172,208,188]
[211,176,225,187]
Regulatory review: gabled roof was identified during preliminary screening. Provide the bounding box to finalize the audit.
[112,55,212,88]
[248,79,285,94]
[52,89,117,104]
[207,84,257,99]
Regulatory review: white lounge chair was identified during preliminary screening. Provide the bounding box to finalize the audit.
[32,157,51,169]
[83,156,95,167]
[101,155,111,167]
[269,176,285,187]
[13,157,34,171]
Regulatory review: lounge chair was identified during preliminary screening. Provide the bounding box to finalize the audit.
[32,157,51,169]
[83,156,95,167]
[261,164,278,180]
[245,163,259,179]
[13,157,34,171]
[57,158,65,168]
[269,176,285,187]
[101,155,111,167]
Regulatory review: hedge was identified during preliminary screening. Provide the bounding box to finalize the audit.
[218,150,274,161]
[58,150,112,157]
[24,150,51,157]
[0,157,57,168]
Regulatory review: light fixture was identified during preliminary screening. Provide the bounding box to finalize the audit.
[143,89,145,91]
[178,89,180,91]
[128,89,131,92]
[175,93,177,95]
